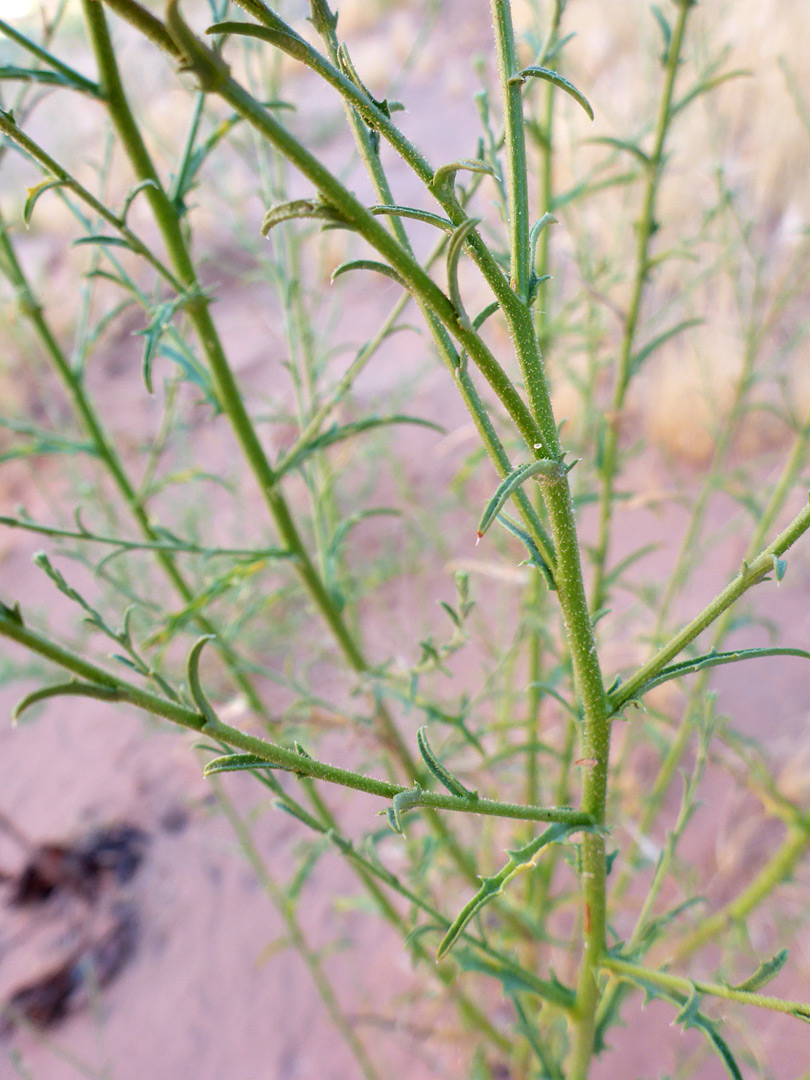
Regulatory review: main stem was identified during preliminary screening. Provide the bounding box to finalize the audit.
[590,1,692,613]
[490,4,611,1074]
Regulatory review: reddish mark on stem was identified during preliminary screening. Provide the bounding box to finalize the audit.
[584,902,591,934]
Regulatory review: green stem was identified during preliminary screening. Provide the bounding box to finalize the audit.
[601,956,810,1021]
[0,16,102,96]
[0,215,269,716]
[0,109,182,291]
[674,826,810,960]
[612,496,810,709]
[590,1,692,612]
[0,598,590,832]
[80,0,413,756]
[212,782,383,1080]
[300,783,512,1054]
[491,0,531,301]
[0,516,287,559]
[487,5,612,1071]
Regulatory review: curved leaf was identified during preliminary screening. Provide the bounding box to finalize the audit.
[186,635,218,726]
[72,235,134,250]
[203,753,276,777]
[370,204,454,232]
[14,679,119,723]
[528,212,558,264]
[417,727,477,799]
[733,949,789,992]
[261,198,347,236]
[478,459,562,541]
[446,217,481,326]
[206,20,308,59]
[430,159,500,197]
[614,646,810,705]
[515,67,594,121]
[279,415,442,476]
[121,178,160,224]
[23,179,68,226]
[588,136,651,167]
[0,65,100,96]
[331,259,406,287]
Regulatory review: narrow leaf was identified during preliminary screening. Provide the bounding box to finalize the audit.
[516,67,594,121]
[456,302,500,374]
[473,301,500,330]
[0,64,100,97]
[587,136,651,166]
[528,212,558,264]
[430,159,500,196]
[454,948,575,1007]
[72,235,134,250]
[370,204,454,231]
[617,646,810,703]
[673,70,752,117]
[437,875,505,959]
[675,988,743,1080]
[186,635,218,725]
[446,217,481,325]
[203,753,276,777]
[23,179,67,226]
[385,785,422,835]
[651,5,672,61]
[417,726,478,799]
[478,460,561,540]
[495,513,555,590]
[629,318,702,377]
[121,178,159,224]
[14,680,119,722]
[261,198,347,236]
[331,259,406,287]
[279,415,442,477]
[734,949,789,992]
[206,20,309,59]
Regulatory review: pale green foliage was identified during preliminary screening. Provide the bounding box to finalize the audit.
[1,2,810,1078]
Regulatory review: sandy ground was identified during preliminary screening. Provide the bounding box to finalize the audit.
[2,2,810,1079]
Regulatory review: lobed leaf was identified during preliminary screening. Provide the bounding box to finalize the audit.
[437,823,584,959]
[734,949,789,992]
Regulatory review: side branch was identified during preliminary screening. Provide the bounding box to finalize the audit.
[0,602,592,829]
